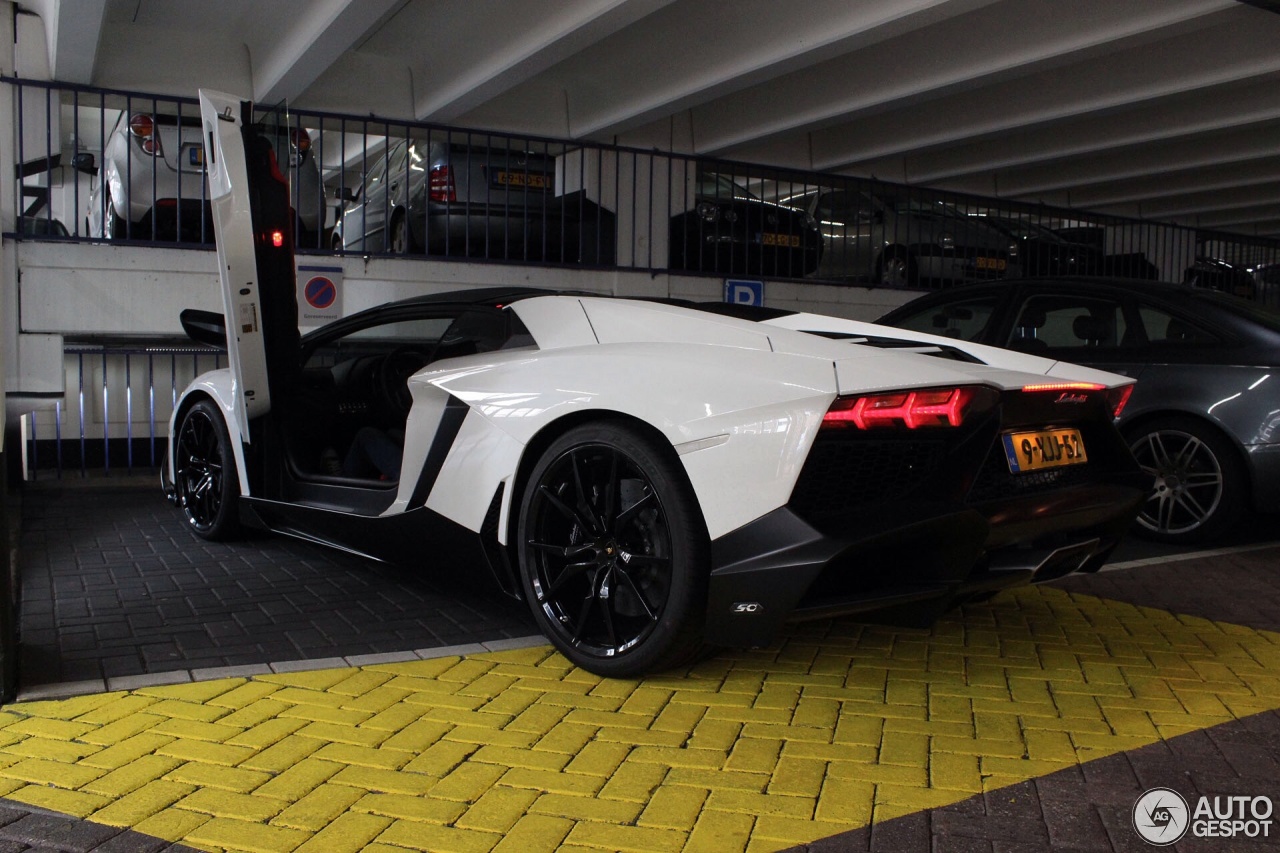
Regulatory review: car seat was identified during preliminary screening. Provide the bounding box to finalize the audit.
[1072,314,1113,346]
[1010,306,1048,351]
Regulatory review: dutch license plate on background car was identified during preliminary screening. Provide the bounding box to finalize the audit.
[493,170,550,190]
[976,256,1006,270]
[187,145,204,167]
[1002,428,1087,473]
[761,232,801,247]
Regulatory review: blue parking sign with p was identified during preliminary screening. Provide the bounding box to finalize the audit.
[725,279,764,306]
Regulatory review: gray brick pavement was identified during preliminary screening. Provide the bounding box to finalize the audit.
[0,800,198,853]
[17,484,536,689]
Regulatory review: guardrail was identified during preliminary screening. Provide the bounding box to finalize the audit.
[22,344,223,480]
[6,76,1279,291]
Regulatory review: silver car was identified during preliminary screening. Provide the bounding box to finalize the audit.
[794,187,1017,287]
[879,277,1280,543]
[86,109,323,244]
[332,137,611,263]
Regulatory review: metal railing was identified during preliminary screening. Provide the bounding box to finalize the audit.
[22,344,223,480]
[6,76,1280,292]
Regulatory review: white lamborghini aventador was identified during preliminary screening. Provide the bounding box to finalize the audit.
[162,91,1148,677]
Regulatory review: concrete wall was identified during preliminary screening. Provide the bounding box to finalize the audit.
[15,241,914,338]
[9,241,917,451]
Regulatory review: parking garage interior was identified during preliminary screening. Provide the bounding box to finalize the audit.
[3,1,1280,851]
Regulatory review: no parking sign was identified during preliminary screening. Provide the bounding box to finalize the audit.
[298,265,343,325]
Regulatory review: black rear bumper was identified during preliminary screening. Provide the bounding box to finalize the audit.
[703,477,1146,648]
[703,384,1150,648]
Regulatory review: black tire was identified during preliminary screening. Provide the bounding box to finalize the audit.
[105,193,126,240]
[877,248,917,287]
[390,211,418,254]
[517,422,708,677]
[173,400,242,541]
[1126,416,1245,544]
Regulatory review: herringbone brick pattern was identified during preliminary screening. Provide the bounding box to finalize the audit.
[1,585,1279,853]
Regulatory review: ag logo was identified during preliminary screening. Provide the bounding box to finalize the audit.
[1133,787,1189,845]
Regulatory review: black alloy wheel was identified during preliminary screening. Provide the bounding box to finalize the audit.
[518,422,707,677]
[174,400,241,540]
[1127,416,1244,544]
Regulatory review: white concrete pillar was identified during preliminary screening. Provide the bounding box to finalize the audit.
[559,148,695,272]
[2,1,17,453]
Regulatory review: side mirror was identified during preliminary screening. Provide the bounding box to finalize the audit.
[71,152,98,176]
[180,308,227,350]
[334,186,359,203]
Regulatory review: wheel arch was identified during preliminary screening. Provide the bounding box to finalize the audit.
[502,407,710,565]
[168,383,252,498]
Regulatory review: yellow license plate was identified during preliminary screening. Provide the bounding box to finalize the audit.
[493,170,550,190]
[975,256,1007,271]
[761,232,801,247]
[1002,428,1087,473]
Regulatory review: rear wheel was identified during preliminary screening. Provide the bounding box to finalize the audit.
[517,422,708,677]
[390,211,418,254]
[1126,416,1244,543]
[877,248,917,287]
[174,400,241,540]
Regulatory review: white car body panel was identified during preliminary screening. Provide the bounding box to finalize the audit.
[398,318,840,540]
[199,89,273,434]
[168,368,252,495]
[763,313,1132,389]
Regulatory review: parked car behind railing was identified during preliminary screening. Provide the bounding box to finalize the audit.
[332,137,614,264]
[84,108,322,245]
[1184,256,1256,299]
[790,187,1014,287]
[977,215,1104,278]
[669,173,822,278]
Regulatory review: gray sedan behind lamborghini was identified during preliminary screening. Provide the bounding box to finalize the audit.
[878,277,1280,544]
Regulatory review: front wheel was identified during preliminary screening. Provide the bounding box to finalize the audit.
[517,422,708,677]
[105,192,126,240]
[1126,416,1245,544]
[173,400,242,540]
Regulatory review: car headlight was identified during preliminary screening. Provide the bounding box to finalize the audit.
[697,202,720,224]
[938,232,955,248]
[1008,240,1019,260]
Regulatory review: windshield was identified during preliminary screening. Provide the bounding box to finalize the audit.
[985,217,1065,242]
[697,173,759,200]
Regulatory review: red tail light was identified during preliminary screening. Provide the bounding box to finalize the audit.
[1020,382,1105,393]
[128,113,161,156]
[1020,380,1129,418]
[290,128,311,156]
[823,386,994,430]
[429,165,456,202]
[1105,384,1134,419]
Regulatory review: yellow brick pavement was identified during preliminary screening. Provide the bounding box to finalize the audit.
[2,586,1280,852]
